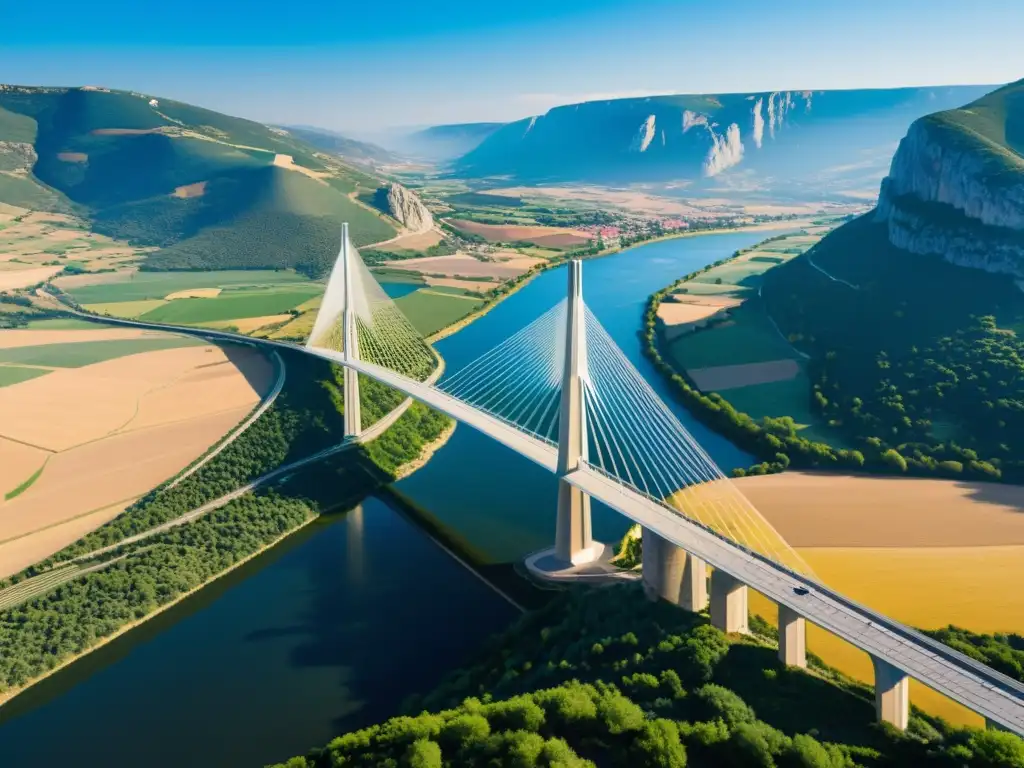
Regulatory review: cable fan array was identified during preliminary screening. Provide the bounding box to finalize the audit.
[581,305,812,575]
[306,234,436,382]
[438,293,812,575]
[438,300,567,443]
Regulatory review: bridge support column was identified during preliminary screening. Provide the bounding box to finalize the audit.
[641,528,707,611]
[341,222,362,440]
[871,656,909,731]
[710,569,748,634]
[778,605,806,668]
[554,260,595,565]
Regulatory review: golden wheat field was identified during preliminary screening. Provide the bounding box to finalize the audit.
[736,471,1024,726]
[0,332,273,577]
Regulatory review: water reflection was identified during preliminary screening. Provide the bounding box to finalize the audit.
[346,503,365,587]
[0,498,517,768]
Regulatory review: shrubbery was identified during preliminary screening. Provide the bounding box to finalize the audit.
[641,227,1024,483]
[275,585,1024,767]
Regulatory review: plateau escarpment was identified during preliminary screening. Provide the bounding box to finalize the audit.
[875,79,1024,275]
[450,85,992,195]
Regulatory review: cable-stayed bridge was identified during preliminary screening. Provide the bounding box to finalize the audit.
[60,224,1024,736]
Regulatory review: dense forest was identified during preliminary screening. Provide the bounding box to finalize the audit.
[761,215,1024,482]
[642,220,1024,482]
[923,626,1024,685]
[0,343,453,695]
[274,585,1024,768]
[641,247,859,478]
[0,493,311,691]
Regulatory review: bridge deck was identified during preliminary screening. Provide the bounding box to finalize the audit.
[55,305,1024,735]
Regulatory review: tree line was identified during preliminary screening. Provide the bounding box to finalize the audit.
[274,585,1024,768]
[641,227,1024,482]
[0,345,455,695]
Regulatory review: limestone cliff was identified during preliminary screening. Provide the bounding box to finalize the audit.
[385,182,433,233]
[874,80,1024,276]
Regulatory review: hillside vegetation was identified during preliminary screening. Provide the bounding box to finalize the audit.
[0,86,396,276]
[0,346,452,696]
[276,586,1024,768]
[761,214,1024,481]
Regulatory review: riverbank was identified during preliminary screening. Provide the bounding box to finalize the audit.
[0,510,319,708]
[424,216,823,345]
[392,420,457,480]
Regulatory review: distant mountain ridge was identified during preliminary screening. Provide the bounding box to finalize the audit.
[448,85,995,197]
[278,124,398,165]
[382,122,505,162]
[0,84,396,275]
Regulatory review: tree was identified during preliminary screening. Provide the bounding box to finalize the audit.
[968,730,1024,768]
[404,739,442,768]
[631,719,688,767]
[880,448,908,472]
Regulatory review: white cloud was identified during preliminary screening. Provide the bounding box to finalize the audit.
[767,92,777,139]
[751,98,764,148]
[703,122,744,177]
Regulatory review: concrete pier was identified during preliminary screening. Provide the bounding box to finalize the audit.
[778,605,807,668]
[710,569,748,634]
[872,656,909,730]
[554,260,595,565]
[641,528,707,611]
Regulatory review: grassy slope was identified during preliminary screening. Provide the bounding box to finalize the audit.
[0,87,396,274]
[924,77,1023,184]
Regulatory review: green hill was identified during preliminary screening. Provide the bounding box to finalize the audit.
[925,78,1024,180]
[275,585,1024,768]
[0,85,396,276]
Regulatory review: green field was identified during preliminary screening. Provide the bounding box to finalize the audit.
[713,370,842,445]
[690,259,778,289]
[668,303,798,369]
[137,288,319,324]
[395,290,484,336]
[65,270,316,304]
[0,336,204,368]
[0,365,50,387]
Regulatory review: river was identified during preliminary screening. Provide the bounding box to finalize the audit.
[0,231,766,767]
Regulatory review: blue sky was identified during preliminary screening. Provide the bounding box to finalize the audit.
[3,0,1022,133]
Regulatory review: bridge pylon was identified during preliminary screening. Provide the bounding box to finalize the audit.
[340,223,362,439]
[554,259,597,565]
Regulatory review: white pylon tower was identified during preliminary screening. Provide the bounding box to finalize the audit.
[341,223,362,439]
[554,259,596,564]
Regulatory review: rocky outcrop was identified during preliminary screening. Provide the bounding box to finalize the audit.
[0,141,37,173]
[385,183,433,233]
[875,116,1024,276]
